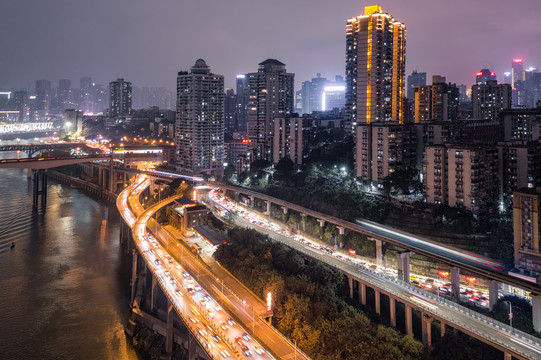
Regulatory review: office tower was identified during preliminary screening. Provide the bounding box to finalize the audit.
[407,70,426,102]
[224,89,237,140]
[235,75,249,133]
[299,73,328,114]
[513,189,541,274]
[475,69,497,84]
[93,84,107,114]
[58,79,71,110]
[109,78,132,117]
[322,84,346,111]
[12,90,28,122]
[472,80,511,120]
[499,142,541,195]
[345,5,406,131]
[524,68,541,108]
[35,79,51,112]
[512,59,524,89]
[236,74,248,97]
[502,104,541,142]
[504,72,512,85]
[414,76,459,122]
[247,59,294,159]
[80,77,93,113]
[175,59,224,175]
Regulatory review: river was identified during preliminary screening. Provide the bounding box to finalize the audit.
[0,139,139,360]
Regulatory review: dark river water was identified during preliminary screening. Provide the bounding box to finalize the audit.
[0,139,138,360]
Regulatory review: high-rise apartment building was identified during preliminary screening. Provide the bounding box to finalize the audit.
[513,189,541,275]
[58,79,71,110]
[475,69,497,84]
[472,80,511,120]
[345,5,406,131]
[273,116,303,166]
[109,78,132,117]
[414,75,459,122]
[424,144,499,218]
[502,104,541,142]
[512,58,524,89]
[35,79,51,112]
[175,59,224,175]
[247,59,294,160]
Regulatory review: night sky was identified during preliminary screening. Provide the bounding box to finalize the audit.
[2,0,540,91]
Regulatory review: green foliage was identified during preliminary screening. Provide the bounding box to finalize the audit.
[214,229,424,360]
[382,167,422,197]
[274,157,295,184]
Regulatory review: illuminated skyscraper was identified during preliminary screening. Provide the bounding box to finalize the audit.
[176,59,224,175]
[109,78,132,117]
[475,69,497,84]
[345,5,406,131]
[512,58,524,89]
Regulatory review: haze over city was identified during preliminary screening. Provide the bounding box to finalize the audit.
[2,0,541,90]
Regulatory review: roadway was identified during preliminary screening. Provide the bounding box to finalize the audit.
[208,189,541,360]
[121,176,309,360]
[210,183,541,295]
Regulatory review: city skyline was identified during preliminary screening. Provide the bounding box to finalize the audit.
[2,0,540,92]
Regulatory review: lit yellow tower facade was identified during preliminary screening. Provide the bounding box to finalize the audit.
[345,5,406,130]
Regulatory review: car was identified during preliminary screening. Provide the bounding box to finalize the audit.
[242,333,251,341]
[200,299,206,305]
[170,278,175,285]
[175,289,183,296]
[227,317,235,326]
[218,346,230,358]
[235,337,244,346]
[204,295,212,301]
[252,345,264,355]
[241,345,251,356]
[220,322,228,330]
[167,258,173,264]
[182,272,190,278]
[214,304,222,312]
[189,317,198,324]
[195,285,202,291]
[197,326,207,336]
[154,259,160,265]
[175,264,182,270]
[210,333,221,343]
[208,310,215,318]
[187,288,195,294]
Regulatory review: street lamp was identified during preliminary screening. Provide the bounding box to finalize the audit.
[65,121,72,135]
[504,300,513,328]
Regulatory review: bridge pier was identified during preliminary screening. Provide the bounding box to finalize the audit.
[165,301,174,356]
[375,239,383,266]
[151,275,158,313]
[348,276,353,299]
[397,251,413,282]
[265,201,271,215]
[359,282,366,305]
[405,305,413,335]
[249,195,255,207]
[422,313,433,348]
[451,267,460,301]
[374,290,381,315]
[532,294,541,332]
[488,280,499,311]
[188,333,197,360]
[131,250,138,307]
[32,169,48,209]
[337,226,345,235]
[300,214,306,232]
[389,297,396,327]
[440,321,446,337]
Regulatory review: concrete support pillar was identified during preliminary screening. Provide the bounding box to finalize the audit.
[532,294,541,332]
[359,282,366,305]
[300,214,306,232]
[249,196,255,207]
[281,206,288,214]
[265,201,271,215]
[348,276,353,299]
[337,226,345,235]
[90,163,94,179]
[130,250,137,307]
[405,305,413,336]
[151,275,158,313]
[503,353,512,360]
[375,239,383,266]
[440,321,446,337]
[27,168,33,178]
[396,251,413,282]
[188,334,197,360]
[374,290,381,315]
[422,313,433,348]
[451,267,460,301]
[389,297,396,327]
[108,158,114,193]
[488,280,499,311]
[317,219,325,227]
[166,302,174,354]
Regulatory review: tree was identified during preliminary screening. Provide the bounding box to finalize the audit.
[274,157,295,184]
[223,164,236,183]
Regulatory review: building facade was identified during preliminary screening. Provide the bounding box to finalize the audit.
[513,190,541,275]
[472,80,511,120]
[273,116,303,166]
[345,5,406,131]
[109,78,132,117]
[246,59,294,160]
[175,59,224,175]
[414,75,459,123]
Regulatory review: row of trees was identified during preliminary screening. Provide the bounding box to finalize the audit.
[214,228,424,359]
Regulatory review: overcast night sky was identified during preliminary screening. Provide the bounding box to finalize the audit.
[1,0,540,91]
